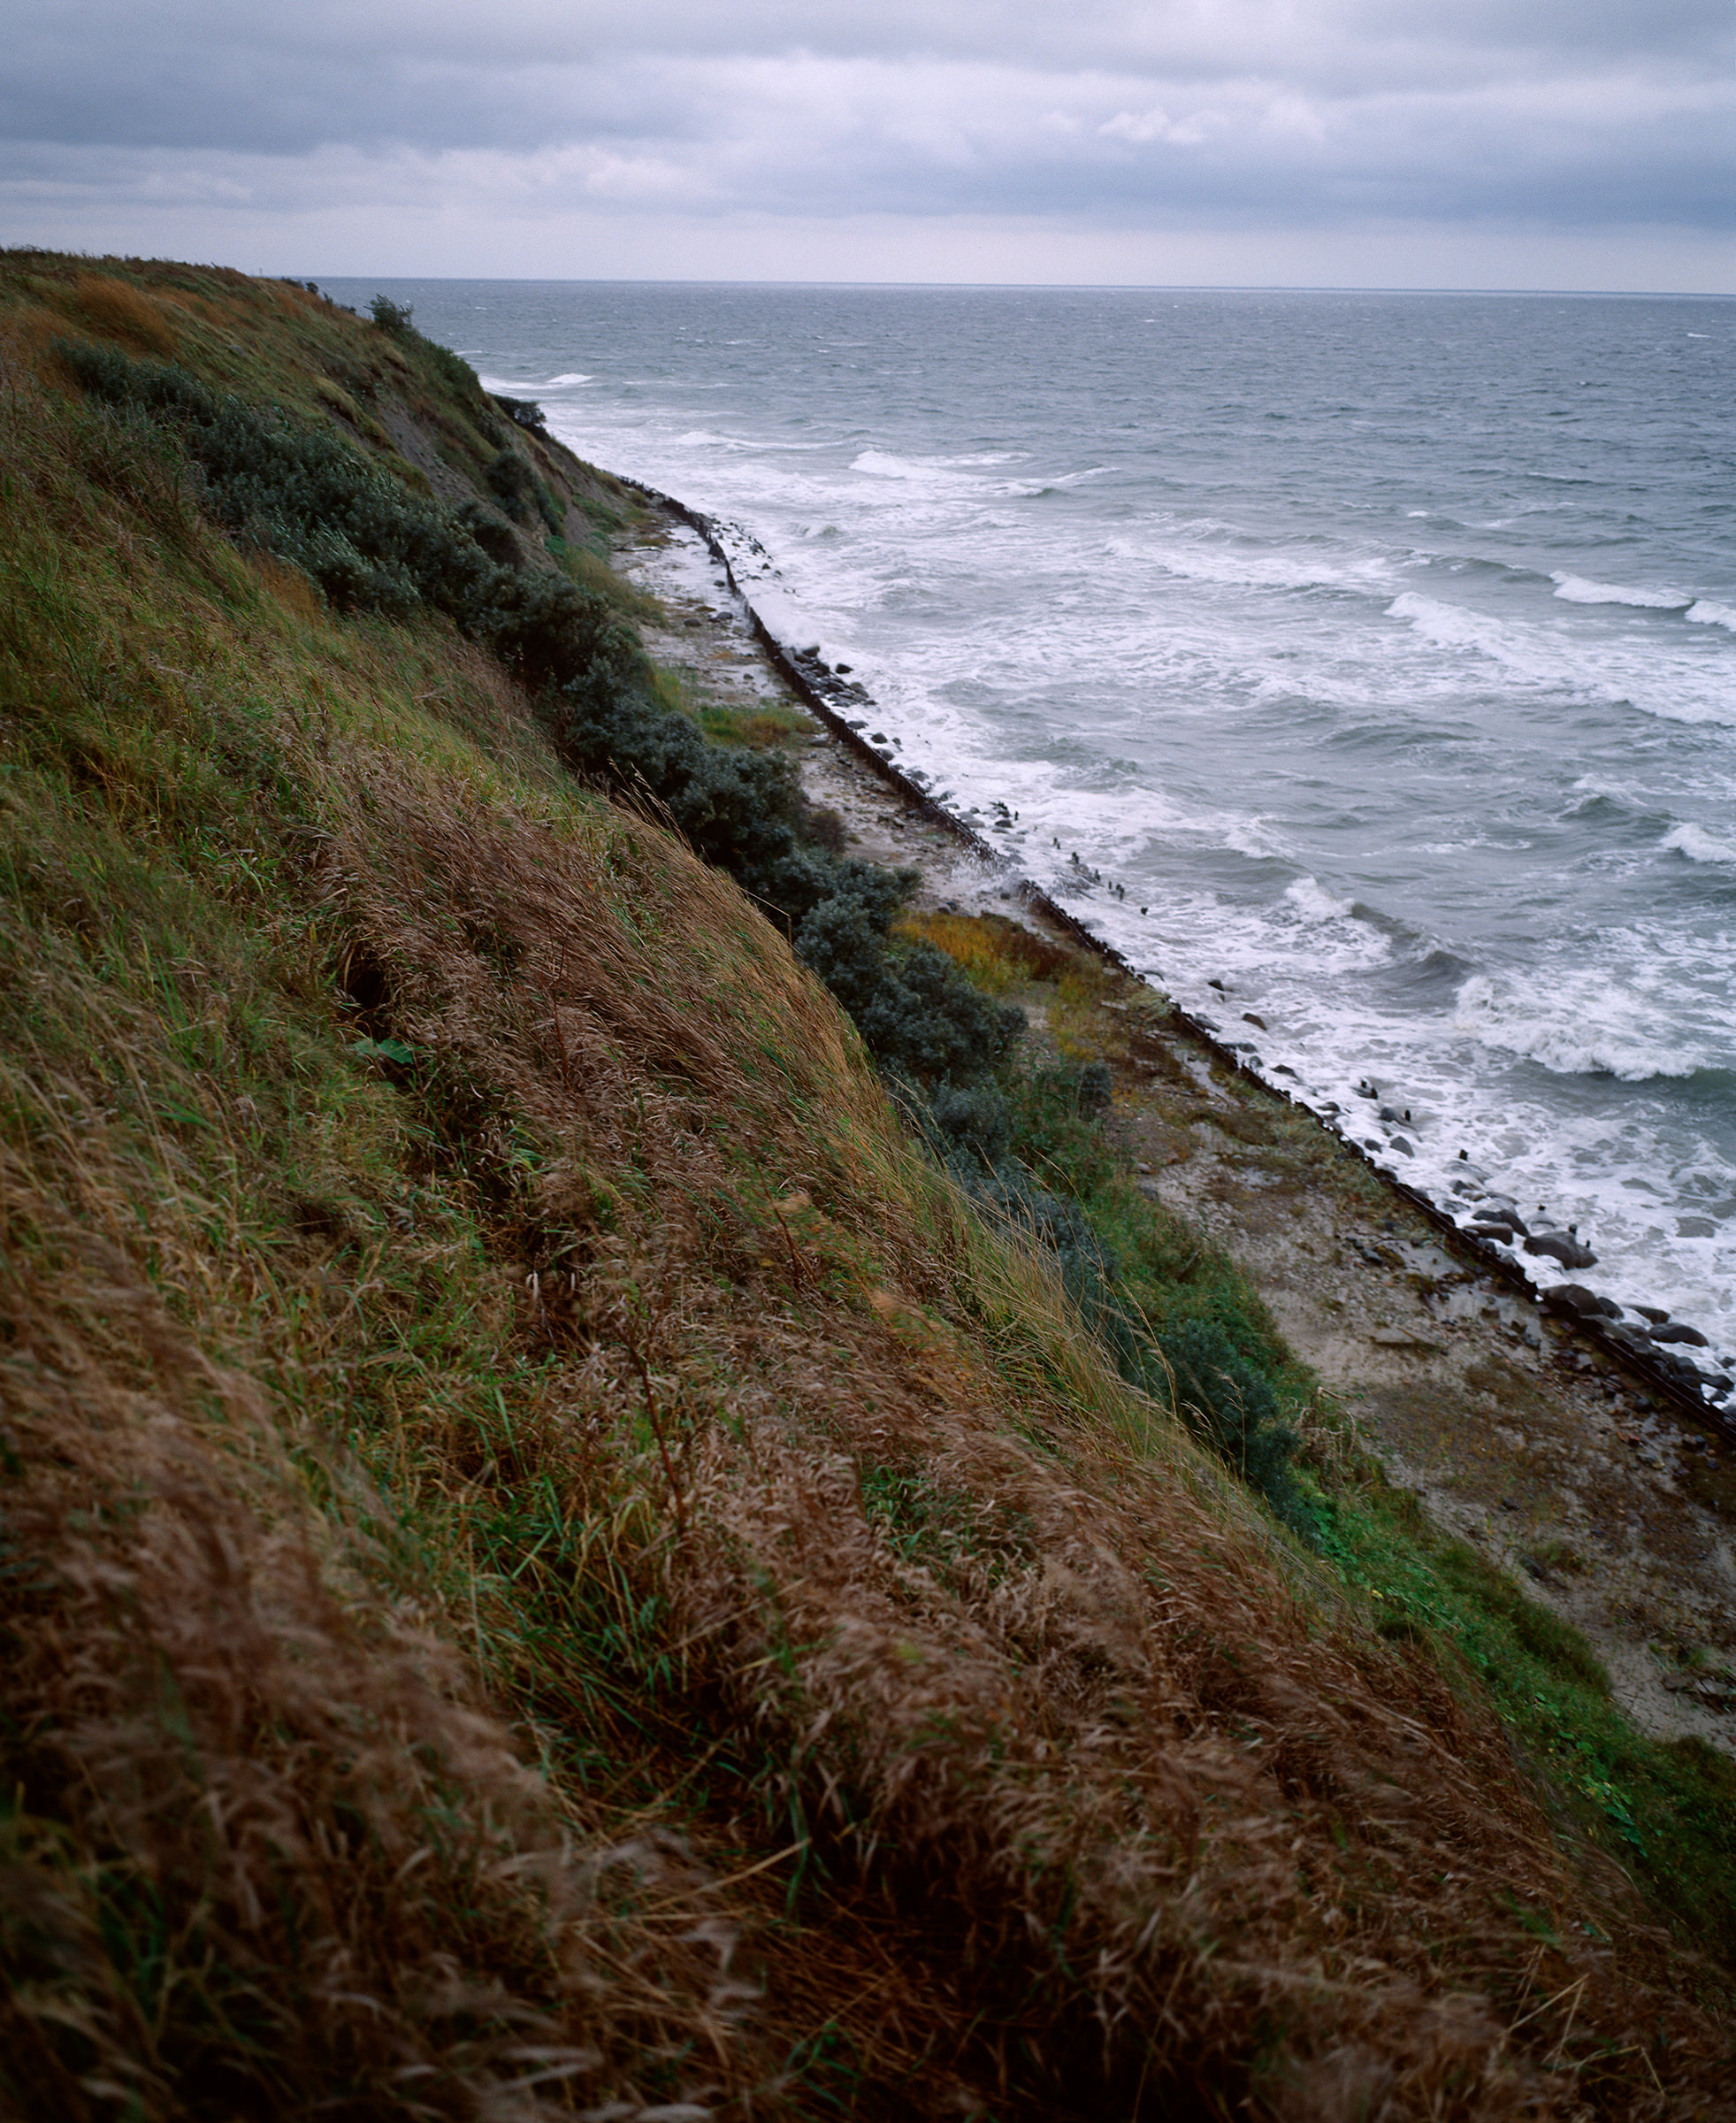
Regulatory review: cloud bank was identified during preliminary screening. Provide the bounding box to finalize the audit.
[4,0,1733,287]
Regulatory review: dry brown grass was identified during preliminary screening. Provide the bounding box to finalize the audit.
[307,762,1730,2116]
[3,257,1730,2118]
[50,271,183,357]
[0,1199,794,2119]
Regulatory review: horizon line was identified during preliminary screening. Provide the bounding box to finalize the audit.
[303,273,1735,301]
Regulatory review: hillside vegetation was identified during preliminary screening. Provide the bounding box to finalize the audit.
[0,252,1730,2119]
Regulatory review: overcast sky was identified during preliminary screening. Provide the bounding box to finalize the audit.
[5,0,1733,289]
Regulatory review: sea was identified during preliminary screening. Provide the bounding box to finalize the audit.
[326,280,1736,1376]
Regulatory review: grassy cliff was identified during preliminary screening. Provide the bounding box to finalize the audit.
[0,252,1730,2119]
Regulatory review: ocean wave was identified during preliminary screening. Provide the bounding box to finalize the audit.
[676,429,773,452]
[1663,822,1736,865]
[1453,973,1705,1081]
[1109,531,1397,597]
[1549,571,1688,609]
[849,448,1049,500]
[1283,875,1356,922]
[1385,592,1736,724]
[543,371,592,387]
[853,448,969,482]
[1686,599,1736,631]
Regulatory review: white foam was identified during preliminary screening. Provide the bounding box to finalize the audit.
[1549,571,1688,609]
[1111,529,1396,596]
[1385,592,1736,726]
[1453,973,1706,1082]
[676,429,772,452]
[1387,591,1515,657]
[544,372,592,387]
[848,448,1047,499]
[1686,599,1736,631]
[1222,818,1287,860]
[1663,822,1736,865]
[1284,875,1357,922]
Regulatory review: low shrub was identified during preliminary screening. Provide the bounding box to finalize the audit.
[58,337,1021,1092]
[368,293,414,336]
[485,445,539,520]
[1153,1317,1310,1531]
[937,1056,1310,1530]
[492,393,547,432]
[486,447,561,533]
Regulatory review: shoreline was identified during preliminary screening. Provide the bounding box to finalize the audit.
[619,471,1735,1443]
[608,471,1736,1752]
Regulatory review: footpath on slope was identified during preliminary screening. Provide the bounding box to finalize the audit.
[611,494,1736,1759]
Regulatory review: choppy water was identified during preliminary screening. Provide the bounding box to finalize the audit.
[328,280,1736,1373]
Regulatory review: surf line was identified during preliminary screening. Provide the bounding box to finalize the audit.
[618,476,1734,1443]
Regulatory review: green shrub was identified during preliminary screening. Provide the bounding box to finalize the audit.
[1153,1318,1309,1531]
[368,293,414,336]
[928,1082,1013,1168]
[486,447,539,523]
[966,1060,1310,1531]
[492,394,547,432]
[58,338,1020,1095]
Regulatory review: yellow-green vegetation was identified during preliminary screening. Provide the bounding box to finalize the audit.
[914,905,1736,1981]
[896,908,1058,998]
[1,251,1732,2119]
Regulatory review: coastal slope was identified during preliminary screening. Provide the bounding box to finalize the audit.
[1,251,1732,2119]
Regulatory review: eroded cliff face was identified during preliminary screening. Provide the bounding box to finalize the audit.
[1,250,1732,2120]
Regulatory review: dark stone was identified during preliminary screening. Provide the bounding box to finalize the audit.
[1389,1137,1415,1156]
[1543,1283,1620,1321]
[1472,1206,1528,1236]
[1651,1321,1710,1347]
[1524,1230,1597,1270]
[1605,1322,1652,1358]
[1658,1348,1709,1384]
[1243,1012,1267,1030]
[1635,1305,1670,1324]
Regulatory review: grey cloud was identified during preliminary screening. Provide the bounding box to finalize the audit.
[10,0,1735,151]
[2,0,1732,257]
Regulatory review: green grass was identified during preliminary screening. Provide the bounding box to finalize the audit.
[956,957,1736,1981]
[1312,1462,1736,1973]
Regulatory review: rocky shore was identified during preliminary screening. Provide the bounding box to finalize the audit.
[613,487,1736,1753]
